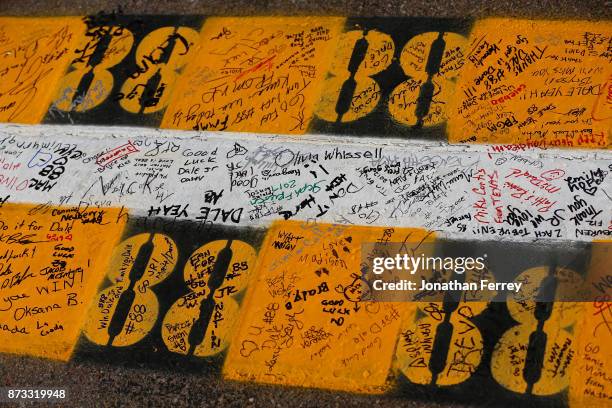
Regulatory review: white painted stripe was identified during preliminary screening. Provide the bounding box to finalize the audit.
[0,124,610,242]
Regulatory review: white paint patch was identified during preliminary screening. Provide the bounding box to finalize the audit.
[0,124,610,242]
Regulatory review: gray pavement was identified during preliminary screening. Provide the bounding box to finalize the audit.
[0,353,478,407]
[0,0,610,19]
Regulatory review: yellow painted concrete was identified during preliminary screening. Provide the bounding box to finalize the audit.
[161,16,345,133]
[83,232,178,347]
[449,19,611,149]
[570,241,612,406]
[52,25,134,112]
[388,32,467,127]
[118,26,200,114]
[315,29,394,123]
[0,17,85,123]
[0,203,126,360]
[491,266,582,395]
[161,239,257,356]
[223,220,434,393]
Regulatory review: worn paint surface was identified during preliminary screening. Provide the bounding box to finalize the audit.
[0,15,608,149]
[0,12,609,408]
[223,221,433,393]
[569,241,612,406]
[161,16,345,134]
[0,123,609,405]
[312,18,472,140]
[74,216,265,372]
[448,19,611,149]
[0,202,125,360]
[0,17,85,124]
[0,125,608,241]
[44,14,205,127]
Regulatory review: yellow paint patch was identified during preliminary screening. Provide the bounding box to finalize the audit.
[161,239,257,357]
[51,25,134,113]
[161,16,345,134]
[570,241,612,406]
[388,32,467,127]
[315,29,395,123]
[394,262,496,386]
[83,232,178,347]
[395,301,488,386]
[118,26,200,114]
[315,29,468,127]
[223,221,434,393]
[0,17,85,123]
[0,203,126,360]
[448,19,611,149]
[51,23,201,116]
[491,266,582,395]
